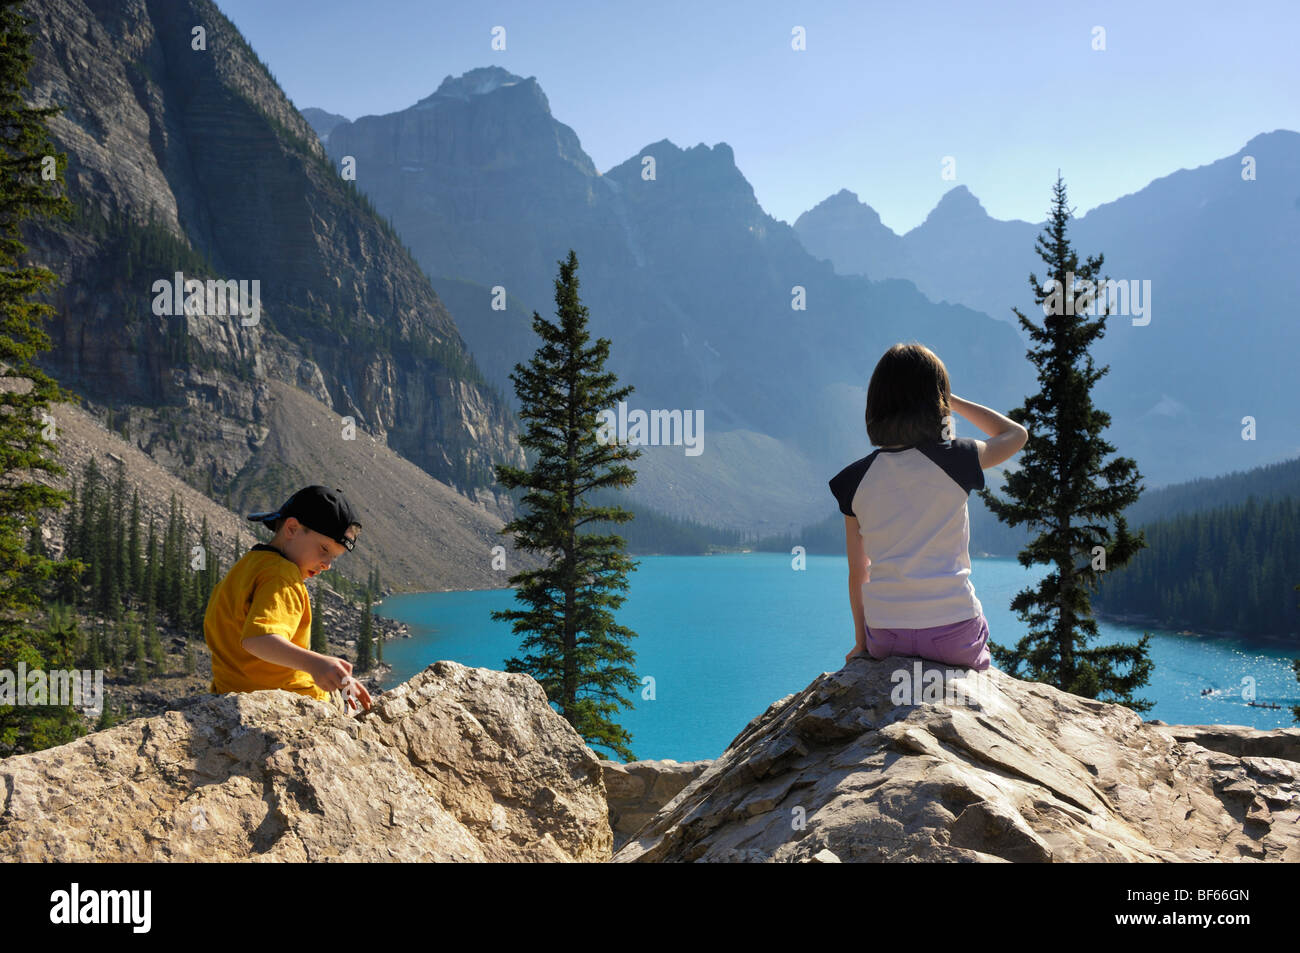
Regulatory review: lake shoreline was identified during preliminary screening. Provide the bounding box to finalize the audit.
[1093,609,1299,650]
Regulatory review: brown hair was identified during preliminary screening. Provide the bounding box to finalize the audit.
[865,342,952,447]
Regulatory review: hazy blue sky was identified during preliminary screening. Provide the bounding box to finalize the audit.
[214,0,1297,232]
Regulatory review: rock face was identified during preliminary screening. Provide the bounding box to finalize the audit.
[1150,724,1300,762]
[599,758,713,851]
[23,0,521,513]
[0,661,612,862]
[614,658,1300,862]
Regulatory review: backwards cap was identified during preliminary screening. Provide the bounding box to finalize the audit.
[247,485,361,551]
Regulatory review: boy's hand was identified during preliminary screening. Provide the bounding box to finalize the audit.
[341,676,372,712]
[310,654,354,692]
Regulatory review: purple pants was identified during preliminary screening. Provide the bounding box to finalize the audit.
[864,614,991,671]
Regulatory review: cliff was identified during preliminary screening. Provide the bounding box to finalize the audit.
[4,654,1297,862]
[21,0,525,592]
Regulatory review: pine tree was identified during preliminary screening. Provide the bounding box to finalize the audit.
[128,616,146,685]
[1292,584,1299,725]
[26,513,45,557]
[142,517,157,620]
[161,494,181,622]
[365,567,382,662]
[309,593,326,653]
[72,458,99,587]
[127,487,141,596]
[977,176,1152,711]
[146,606,164,675]
[490,250,641,760]
[63,477,78,559]
[93,480,115,615]
[97,618,112,670]
[0,0,86,754]
[192,516,214,633]
[95,699,119,731]
[81,606,101,670]
[110,460,128,606]
[356,593,372,673]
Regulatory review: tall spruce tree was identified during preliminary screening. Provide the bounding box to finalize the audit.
[309,592,326,653]
[110,460,127,603]
[1293,583,1299,725]
[366,566,382,662]
[977,175,1152,711]
[127,487,141,595]
[490,250,641,761]
[142,517,157,619]
[162,494,181,622]
[191,515,213,633]
[0,0,86,753]
[355,593,372,673]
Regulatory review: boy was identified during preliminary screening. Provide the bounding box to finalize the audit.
[204,485,372,712]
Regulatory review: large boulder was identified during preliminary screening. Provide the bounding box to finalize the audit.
[0,661,611,862]
[599,758,713,851]
[613,657,1300,862]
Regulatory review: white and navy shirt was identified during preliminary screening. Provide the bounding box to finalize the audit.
[829,437,985,628]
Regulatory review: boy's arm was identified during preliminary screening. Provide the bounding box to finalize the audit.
[242,633,324,678]
[241,634,354,693]
[241,574,352,692]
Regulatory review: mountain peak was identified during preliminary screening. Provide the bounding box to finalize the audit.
[636,139,737,165]
[935,184,986,214]
[799,189,886,229]
[606,140,754,202]
[916,185,990,229]
[429,66,528,101]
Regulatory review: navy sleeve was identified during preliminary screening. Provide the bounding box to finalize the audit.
[828,457,870,517]
[916,437,985,494]
[954,437,985,493]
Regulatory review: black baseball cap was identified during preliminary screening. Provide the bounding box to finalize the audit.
[247,486,361,552]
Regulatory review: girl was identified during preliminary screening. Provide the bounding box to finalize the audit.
[828,343,1027,671]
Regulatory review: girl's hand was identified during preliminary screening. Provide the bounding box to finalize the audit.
[845,645,869,664]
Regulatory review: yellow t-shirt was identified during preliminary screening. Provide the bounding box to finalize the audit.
[204,545,328,702]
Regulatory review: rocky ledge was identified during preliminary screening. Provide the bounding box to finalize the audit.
[0,661,611,861]
[613,658,1300,862]
[3,655,1298,862]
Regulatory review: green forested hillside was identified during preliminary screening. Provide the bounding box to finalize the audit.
[1093,496,1299,640]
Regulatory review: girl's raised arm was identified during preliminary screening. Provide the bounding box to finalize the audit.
[949,394,1028,469]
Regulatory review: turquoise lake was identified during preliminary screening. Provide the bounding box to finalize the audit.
[372,553,1299,762]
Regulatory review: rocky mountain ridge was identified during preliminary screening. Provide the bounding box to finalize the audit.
[317,65,1034,535]
[793,131,1300,486]
[22,0,524,592]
